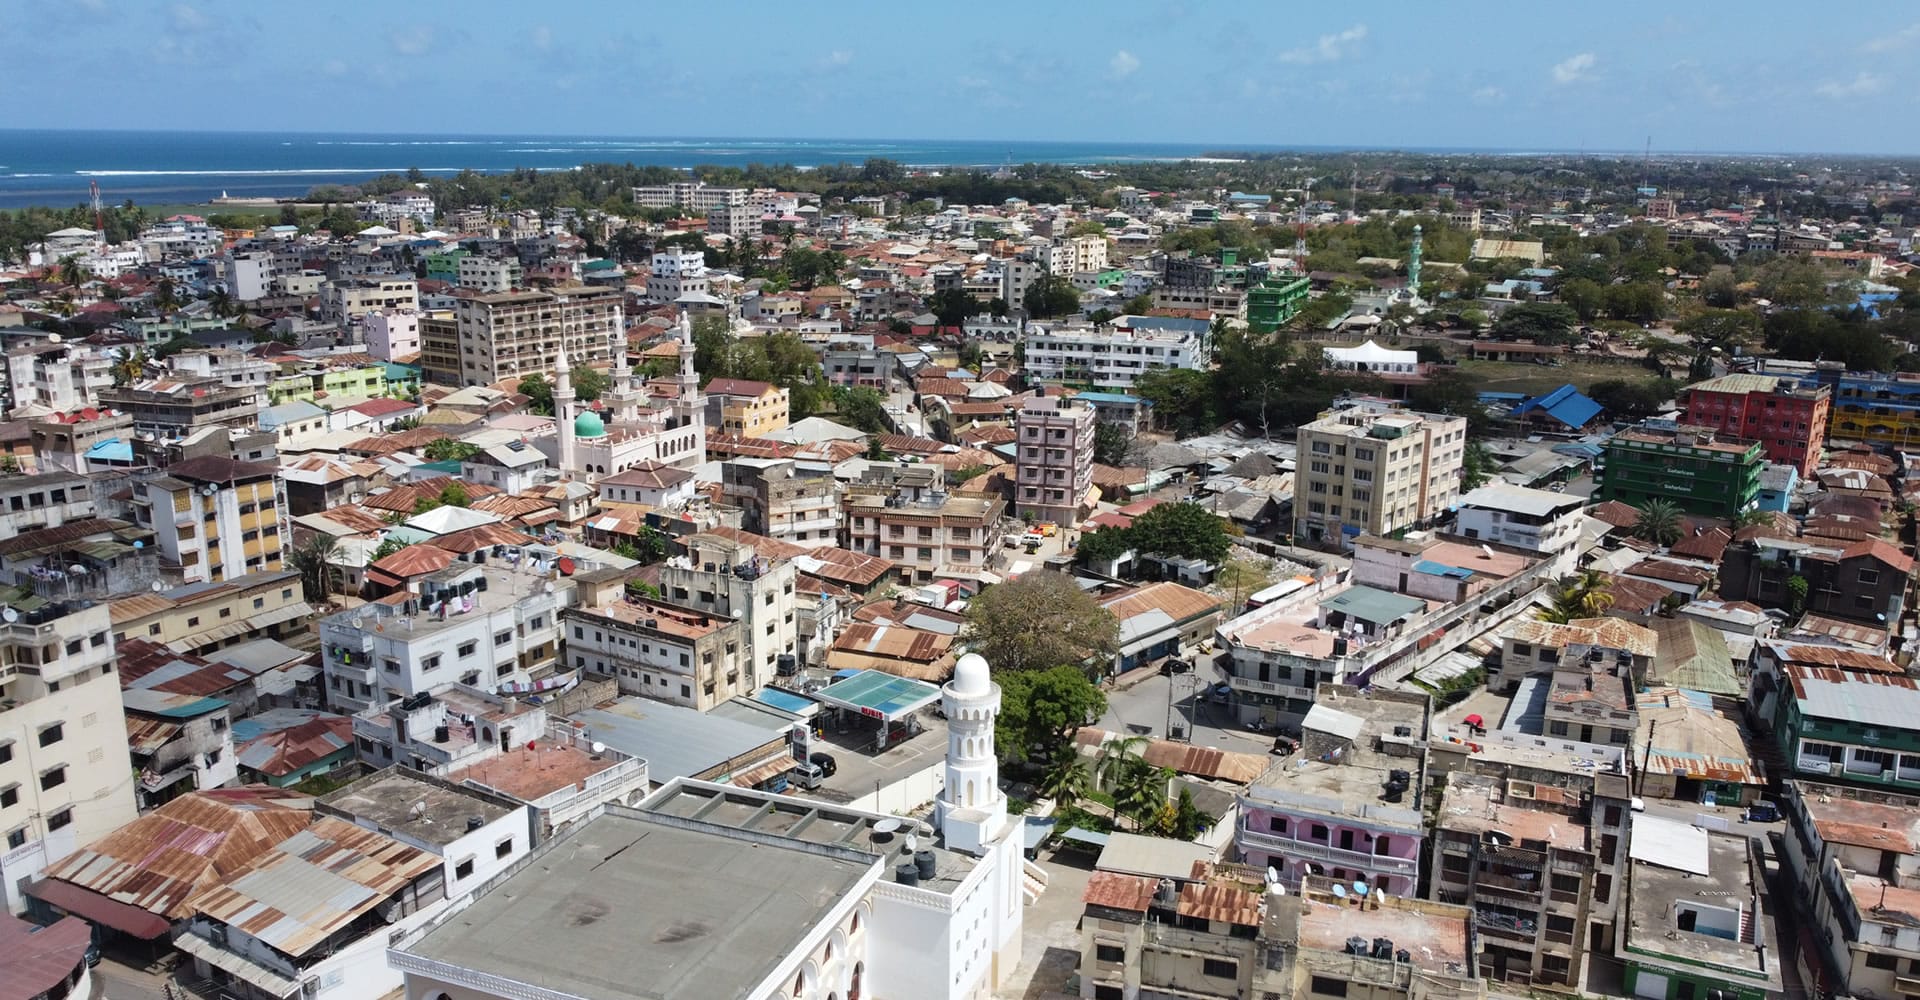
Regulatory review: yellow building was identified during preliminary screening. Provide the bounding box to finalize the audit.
[130,457,285,585]
[703,378,790,438]
[108,569,311,657]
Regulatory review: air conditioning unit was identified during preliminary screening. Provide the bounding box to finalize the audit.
[1829,762,1844,777]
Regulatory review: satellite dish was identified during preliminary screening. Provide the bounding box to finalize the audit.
[1331,884,1347,900]
[1266,866,1281,885]
[589,741,605,754]
[133,539,144,549]
[0,608,16,624]
[1353,881,1370,897]
[150,581,165,593]
[350,616,365,629]
[905,833,920,852]
[543,581,555,594]
[201,484,218,497]
[873,817,902,835]
[407,799,427,820]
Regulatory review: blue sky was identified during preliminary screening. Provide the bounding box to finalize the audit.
[4,1,1914,153]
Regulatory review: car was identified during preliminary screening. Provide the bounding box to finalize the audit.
[809,752,838,778]
[1208,683,1233,705]
[1744,801,1780,823]
[789,761,825,791]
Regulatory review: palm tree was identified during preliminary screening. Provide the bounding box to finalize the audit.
[1542,569,1615,623]
[289,534,343,602]
[110,346,151,387]
[56,255,89,289]
[209,289,234,318]
[1039,753,1092,812]
[1633,498,1685,547]
[1095,737,1169,831]
[155,276,179,314]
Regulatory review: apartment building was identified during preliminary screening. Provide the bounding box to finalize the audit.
[0,470,95,536]
[719,458,838,549]
[1023,322,1210,391]
[108,570,311,659]
[1600,427,1763,518]
[419,314,460,385]
[563,575,747,710]
[645,248,710,304]
[28,408,134,473]
[318,562,564,714]
[1430,773,1597,988]
[322,275,420,323]
[708,201,758,239]
[1079,861,1266,1000]
[1040,234,1109,276]
[6,341,113,417]
[129,457,284,586]
[456,255,523,293]
[658,533,798,690]
[1295,400,1469,547]
[453,285,624,386]
[1492,617,1656,695]
[1014,395,1095,527]
[1781,782,1920,1000]
[97,379,259,445]
[1680,373,1831,476]
[842,464,1005,586]
[124,682,236,813]
[1234,685,1430,896]
[363,308,421,361]
[631,181,748,212]
[0,598,138,912]
[704,378,790,438]
[1752,661,1920,795]
[1453,483,1586,571]
[1620,825,1781,1000]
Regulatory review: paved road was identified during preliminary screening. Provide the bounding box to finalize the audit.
[1100,669,1280,755]
[997,854,1094,1000]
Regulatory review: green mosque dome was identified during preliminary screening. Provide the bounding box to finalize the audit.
[573,410,607,438]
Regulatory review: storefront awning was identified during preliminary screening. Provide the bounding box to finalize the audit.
[25,878,172,939]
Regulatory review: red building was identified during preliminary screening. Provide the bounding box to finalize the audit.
[1680,373,1830,476]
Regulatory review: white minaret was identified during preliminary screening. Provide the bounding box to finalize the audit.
[937,652,1005,855]
[670,307,707,467]
[553,343,577,474]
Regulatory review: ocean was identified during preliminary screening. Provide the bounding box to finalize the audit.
[0,129,1293,210]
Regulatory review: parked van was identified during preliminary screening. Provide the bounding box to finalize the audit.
[789,761,826,790]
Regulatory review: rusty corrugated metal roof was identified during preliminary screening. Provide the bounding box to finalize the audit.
[1082,871,1157,912]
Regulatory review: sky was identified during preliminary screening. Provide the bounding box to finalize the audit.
[2,0,1915,154]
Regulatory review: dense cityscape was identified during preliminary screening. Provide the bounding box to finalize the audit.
[2,27,1920,1000]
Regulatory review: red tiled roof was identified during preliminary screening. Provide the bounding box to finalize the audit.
[349,397,418,418]
[370,543,456,578]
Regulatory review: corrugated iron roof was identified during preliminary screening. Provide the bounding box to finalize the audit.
[1081,871,1157,912]
[185,817,436,958]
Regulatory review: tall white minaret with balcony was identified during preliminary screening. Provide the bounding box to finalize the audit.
[553,343,577,473]
[937,652,1005,855]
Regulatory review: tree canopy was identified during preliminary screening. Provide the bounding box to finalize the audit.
[961,571,1119,674]
[996,665,1108,765]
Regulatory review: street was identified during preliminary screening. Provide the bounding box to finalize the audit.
[1098,669,1278,755]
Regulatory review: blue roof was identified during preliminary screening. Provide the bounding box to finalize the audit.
[1412,560,1475,580]
[1478,391,1530,403]
[1075,391,1145,404]
[85,438,134,462]
[753,687,816,714]
[1510,384,1603,429]
[1122,314,1210,334]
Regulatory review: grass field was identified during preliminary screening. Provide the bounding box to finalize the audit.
[1454,358,1662,397]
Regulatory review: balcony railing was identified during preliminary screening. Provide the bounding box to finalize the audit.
[1237,822,1418,876]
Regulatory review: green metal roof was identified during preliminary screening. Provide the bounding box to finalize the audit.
[1319,585,1426,624]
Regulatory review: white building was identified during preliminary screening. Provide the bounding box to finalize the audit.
[541,309,705,477]
[364,309,421,361]
[1454,483,1587,572]
[1022,322,1210,391]
[388,653,1028,1000]
[321,276,419,324]
[224,251,275,301]
[658,532,798,691]
[5,341,113,417]
[0,599,139,913]
[455,256,522,293]
[316,767,533,904]
[646,248,710,304]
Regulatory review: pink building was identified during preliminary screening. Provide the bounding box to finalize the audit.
[1234,685,1430,896]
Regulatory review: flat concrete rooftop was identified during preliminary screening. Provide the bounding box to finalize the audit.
[320,768,515,848]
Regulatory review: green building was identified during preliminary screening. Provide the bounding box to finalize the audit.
[269,363,390,404]
[1765,661,1920,794]
[425,249,469,284]
[1247,275,1310,331]
[1600,427,1761,517]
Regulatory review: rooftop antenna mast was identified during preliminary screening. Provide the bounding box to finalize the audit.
[89,180,103,233]
[1294,179,1309,259]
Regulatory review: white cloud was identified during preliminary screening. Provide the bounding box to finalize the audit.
[1110,49,1141,77]
[1864,22,1920,52]
[827,49,854,67]
[1472,85,1505,104]
[1279,24,1367,64]
[391,24,433,55]
[1552,52,1596,85]
[1815,71,1886,99]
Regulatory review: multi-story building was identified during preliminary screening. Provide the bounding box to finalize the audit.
[704,378,790,438]
[129,457,284,586]
[318,562,565,714]
[563,574,747,711]
[1679,373,1831,476]
[720,458,838,549]
[842,464,1005,586]
[28,408,134,474]
[453,285,624,386]
[456,255,523,293]
[708,201,758,239]
[124,681,237,813]
[1600,426,1762,518]
[107,569,310,658]
[631,181,748,212]
[1023,321,1210,391]
[321,275,419,324]
[1014,395,1095,527]
[223,250,276,301]
[1295,399,1469,547]
[1078,861,1268,1000]
[1430,773,1597,988]
[1234,685,1429,896]
[1453,484,1587,573]
[1751,660,1920,795]
[1786,365,1920,449]
[5,341,113,417]
[1718,535,1911,626]
[1247,274,1311,330]
[1491,617,1656,696]
[1780,782,1920,1000]
[364,308,421,361]
[1259,875,1486,1000]
[657,533,798,691]
[97,378,259,446]
[0,470,95,536]
[645,248,710,304]
[419,314,461,385]
[0,597,138,912]
[1619,824,1781,1000]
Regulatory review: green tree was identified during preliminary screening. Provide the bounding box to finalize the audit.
[1557,277,1606,322]
[997,664,1108,764]
[571,365,611,402]
[1120,293,1154,315]
[927,288,975,330]
[1093,422,1133,467]
[1632,498,1685,546]
[1540,570,1616,624]
[369,536,408,563]
[1491,302,1579,344]
[1023,275,1081,318]
[1786,574,1809,614]
[288,533,343,602]
[517,372,554,415]
[1588,378,1677,420]
[1128,502,1231,563]
[1075,525,1135,566]
[1133,368,1214,437]
[1067,220,1108,237]
[1094,736,1170,832]
[1039,753,1093,811]
[422,438,480,462]
[834,386,891,434]
[961,571,1119,674]
[1461,441,1497,490]
[110,346,151,387]
[438,483,470,508]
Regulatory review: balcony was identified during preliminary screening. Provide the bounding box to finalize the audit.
[1228,675,1315,701]
[1476,871,1544,898]
[1237,822,1418,876]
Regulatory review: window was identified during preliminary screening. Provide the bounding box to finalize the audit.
[38,724,62,747]
[1867,952,1900,970]
[40,767,66,791]
[496,839,513,859]
[1268,816,1288,834]
[1311,976,1349,997]
[1095,944,1125,963]
[46,808,72,831]
[458,641,477,658]
[5,828,23,849]
[422,654,442,671]
[1202,958,1237,979]
[0,785,16,808]
[1309,823,1328,841]
[496,630,513,647]
[455,858,475,879]
[1861,568,1881,585]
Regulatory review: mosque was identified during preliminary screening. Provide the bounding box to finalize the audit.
[534,307,707,478]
